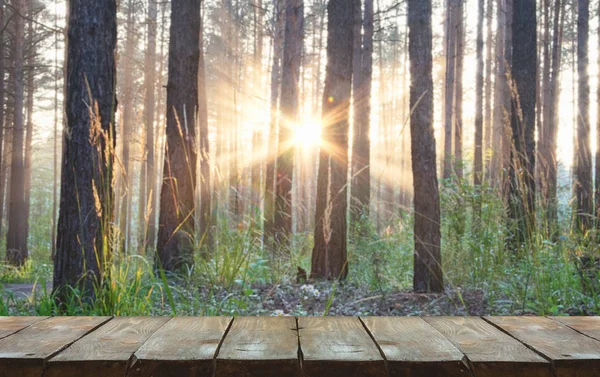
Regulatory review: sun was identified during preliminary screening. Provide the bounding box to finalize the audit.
[293,118,322,147]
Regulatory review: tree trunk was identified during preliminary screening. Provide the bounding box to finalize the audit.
[198,6,212,246]
[483,0,493,181]
[408,0,443,293]
[474,0,484,188]
[0,0,6,237]
[443,0,456,180]
[251,0,263,214]
[264,0,284,245]
[6,0,28,266]
[351,0,373,223]
[51,0,60,260]
[119,0,135,252]
[143,0,158,252]
[23,15,34,248]
[453,0,464,180]
[575,0,591,232]
[53,0,117,300]
[311,0,354,280]
[274,0,303,245]
[508,0,536,246]
[156,0,200,271]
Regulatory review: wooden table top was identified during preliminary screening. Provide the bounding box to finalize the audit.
[0,316,598,377]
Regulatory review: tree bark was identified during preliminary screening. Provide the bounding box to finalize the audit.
[6,0,28,266]
[474,0,484,188]
[274,0,303,245]
[311,0,354,280]
[351,0,373,223]
[508,0,536,246]
[23,15,34,249]
[453,0,464,180]
[408,0,443,292]
[443,0,456,180]
[53,0,117,300]
[143,0,158,252]
[156,0,200,271]
[575,0,591,232]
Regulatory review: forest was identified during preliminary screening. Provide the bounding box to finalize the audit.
[0,0,598,317]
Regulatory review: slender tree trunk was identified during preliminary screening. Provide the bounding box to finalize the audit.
[351,0,373,224]
[251,0,263,214]
[491,0,505,185]
[508,0,537,246]
[501,0,513,202]
[311,0,354,280]
[264,0,284,244]
[274,0,303,245]
[6,0,28,266]
[575,0,591,232]
[51,0,60,260]
[142,0,158,252]
[119,0,135,252]
[198,6,212,246]
[474,0,484,188]
[53,0,117,301]
[483,0,493,181]
[0,0,6,237]
[544,0,564,235]
[443,0,456,180]
[408,0,443,293]
[23,16,34,247]
[156,0,200,271]
[453,0,464,180]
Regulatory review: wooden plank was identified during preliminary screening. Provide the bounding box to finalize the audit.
[215,316,300,377]
[362,316,469,377]
[486,316,600,377]
[299,316,386,377]
[0,316,110,377]
[44,317,169,377]
[129,316,231,377]
[551,316,600,342]
[425,316,552,377]
[0,316,48,340]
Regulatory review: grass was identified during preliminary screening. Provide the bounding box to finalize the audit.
[1,177,600,316]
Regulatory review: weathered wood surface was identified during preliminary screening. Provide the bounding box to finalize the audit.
[0,316,110,377]
[216,316,300,377]
[0,316,599,376]
[486,316,600,377]
[45,317,170,377]
[363,316,470,377]
[130,316,232,377]
[299,316,386,377]
[425,316,552,377]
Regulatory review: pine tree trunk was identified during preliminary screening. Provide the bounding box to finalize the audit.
[156,0,200,271]
[474,0,484,188]
[23,16,34,247]
[409,0,443,293]
[198,7,212,246]
[508,0,537,246]
[6,0,28,266]
[53,0,117,301]
[143,0,158,252]
[575,0,591,232]
[443,0,456,180]
[274,0,303,245]
[311,0,354,280]
[453,0,464,180]
[264,0,284,245]
[483,0,493,181]
[0,0,6,237]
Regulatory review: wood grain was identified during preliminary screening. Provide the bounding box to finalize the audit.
[215,316,301,377]
[362,316,470,377]
[0,316,111,377]
[129,316,232,377]
[44,316,169,377]
[486,316,600,377]
[425,316,552,377]
[0,316,48,340]
[299,316,386,377]
[551,316,600,342]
